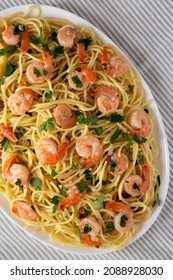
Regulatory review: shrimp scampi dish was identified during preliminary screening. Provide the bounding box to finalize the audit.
[0,6,160,250]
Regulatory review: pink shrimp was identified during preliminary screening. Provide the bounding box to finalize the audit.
[67,67,95,91]
[90,85,119,115]
[0,124,18,143]
[128,109,151,138]
[53,104,77,128]
[8,88,34,115]
[106,152,129,176]
[26,50,53,84]
[2,25,29,52]
[75,135,103,169]
[57,26,82,48]
[12,202,38,221]
[101,48,127,78]
[79,217,103,247]
[124,164,150,196]
[2,154,29,186]
[35,138,69,165]
[58,180,83,210]
[106,201,134,233]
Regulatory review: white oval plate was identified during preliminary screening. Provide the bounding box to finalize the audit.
[0,5,170,255]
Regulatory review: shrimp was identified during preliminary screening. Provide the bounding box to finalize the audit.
[35,138,69,165]
[75,135,103,169]
[106,201,134,233]
[2,154,29,186]
[79,217,103,247]
[90,85,119,115]
[26,50,53,84]
[12,202,38,221]
[8,88,34,115]
[101,48,127,78]
[58,180,83,210]
[2,25,29,52]
[124,164,150,196]
[128,109,151,138]
[67,67,95,91]
[106,152,129,176]
[57,26,81,48]
[0,124,18,142]
[53,104,77,128]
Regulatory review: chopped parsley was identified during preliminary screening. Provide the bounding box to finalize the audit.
[110,160,117,172]
[0,46,17,56]
[75,67,82,72]
[53,46,64,58]
[0,137,10,151]
[133,134,147,144]
[76,181,88,193]
[106,222,115,233]
[72,161,77,170]
[15,179,21,186]
[38,117,55,132]
[122,132,134,145]
[120,214,128,227]
[4,63,15,76]
[30,178,41,190]
[33,67,48,77]
[71,75,83,88]
[13,24,25,34]
[110,127,121,143]
[93,126,103,135]
[108,113,126,123]
[51,195,59,213]
[45,90,52,100]
[138,153,144,165]
[153,194,161,207]
[61,187,67,195]
[16,127,24,140]
[133,183,140,190]
[83,224,92,233]
[31,27,51,53]
[0,78,5,85]
[50,30,57,41]
[73,111,98,125]
[84,208,91,217]
[128,85,134,91]
[78,37,92,50]
[51,170,57,177]
[89,114,99,124]
[84,169,93,180]
[94,193,105,211]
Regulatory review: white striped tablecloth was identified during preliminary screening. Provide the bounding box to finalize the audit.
[0,0,172,260]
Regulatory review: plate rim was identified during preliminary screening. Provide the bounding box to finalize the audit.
[0,4,170,255]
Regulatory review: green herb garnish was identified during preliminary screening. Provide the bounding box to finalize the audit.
[50,31,57,41]
[157,175,161,186]
[92,127,103,135]
[128,85,134,91]
[78,37,92,50]
[84,208,91,217]
[133,134,147,144]
[51,170,57,177]
[16,127,24,140]
[76,181,88,193]
[53,46,64,58]
[72,75,83,88]
[0,46,17,56]
[75,67,82,72]
[15,179,21,186]
[0,78,5,85]
[31,27,51,53]
[108,113,126,123]
[133,183,140,190]
[61,187,67,195]
[83,224,92,233]
[84,169,93,180]
[45,90,52,100]
[38,117,55,132]
[138,153,144,165]
[94,193,105,211]
[120,214,128,227]
[106,222,115,233]
[33,67,48,77]
[102,63,107,69]
[30,177,41,190]
[122,132,134,145]
[4,63,15,76]
[110,160,117,172]
[13,24,25,35]
[110,127,121,143]
[0,137,10,151]
[51,195,59,213]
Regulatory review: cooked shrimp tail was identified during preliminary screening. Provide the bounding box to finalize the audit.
[12,202,38,221]
[0,124,18,142]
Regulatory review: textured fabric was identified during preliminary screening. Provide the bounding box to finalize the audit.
[0,0,172,260]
